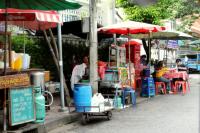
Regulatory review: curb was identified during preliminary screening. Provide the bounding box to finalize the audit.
[4,113,81,133]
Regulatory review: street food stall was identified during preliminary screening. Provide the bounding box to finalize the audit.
[98,21,166,90]
[0,9,62,130]
[0,31,51,127]
[99,44,130,96]
[0,0,82,131]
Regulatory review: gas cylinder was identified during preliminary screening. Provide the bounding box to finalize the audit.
[34,86,45,123]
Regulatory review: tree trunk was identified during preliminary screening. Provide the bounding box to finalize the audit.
[142,39,149,63]
[49,29,59,59]
[43,30,71,106]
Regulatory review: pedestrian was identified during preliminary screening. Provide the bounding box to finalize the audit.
[155,61,173,94]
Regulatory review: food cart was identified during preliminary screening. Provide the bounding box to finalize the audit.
[98,44,135,100]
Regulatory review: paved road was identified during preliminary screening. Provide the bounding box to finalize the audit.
[50,74,200,133]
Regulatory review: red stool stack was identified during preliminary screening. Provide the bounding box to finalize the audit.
[155,82,167,95]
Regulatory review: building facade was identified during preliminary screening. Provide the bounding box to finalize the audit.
[60,0,122,26]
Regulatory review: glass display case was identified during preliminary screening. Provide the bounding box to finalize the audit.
[109,45,126,68]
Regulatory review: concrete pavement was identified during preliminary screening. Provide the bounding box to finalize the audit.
[49,74,200,133]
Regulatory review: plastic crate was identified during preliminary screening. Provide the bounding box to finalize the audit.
[141,87,155,97]
[142,77,154,82]
[142,83,155,89]
[142,77,155,88]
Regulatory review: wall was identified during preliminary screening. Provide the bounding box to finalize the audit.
[60,0,122,26]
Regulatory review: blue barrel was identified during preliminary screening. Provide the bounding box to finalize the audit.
[73,83,92,112]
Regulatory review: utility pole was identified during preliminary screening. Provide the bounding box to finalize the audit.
[89,0,98,93]
[112,0,117,45]
[112,0,115,24]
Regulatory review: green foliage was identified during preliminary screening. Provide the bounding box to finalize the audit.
[12,35,45,68]
[190,46,200,51]
[11,35,89,80]
[116,0,130,7]
[117,0,200,25]
[124,5,163,25]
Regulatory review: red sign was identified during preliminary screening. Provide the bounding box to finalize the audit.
[0,13,35,21]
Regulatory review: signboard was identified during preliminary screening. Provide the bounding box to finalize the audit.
[9,87,35,126]
[167,40,179,49]
[82,17,89,33]
[0,74,30,89]
[118,67,129,87]
[0,13,35,21]
[118,66,135,88]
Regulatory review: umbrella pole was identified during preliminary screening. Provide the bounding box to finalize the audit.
[128,29,131,86]
[3,7,8,131]
[57,14,67,111]
[148,32,152,66]
[3,89,7,131]
[3,10,8,75]
[23,21,25,54]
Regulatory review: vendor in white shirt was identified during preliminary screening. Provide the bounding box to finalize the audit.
[70,56,89,90]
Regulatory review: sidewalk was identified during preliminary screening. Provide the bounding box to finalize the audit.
[3,94,152,133]
[6,74,197,133]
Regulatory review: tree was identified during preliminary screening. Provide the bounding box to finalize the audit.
[117,0,200,23]
[116,0,200,62]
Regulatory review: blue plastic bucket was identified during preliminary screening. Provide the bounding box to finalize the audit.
[73,83,92,112]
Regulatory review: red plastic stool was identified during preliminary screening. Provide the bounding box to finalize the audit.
[155,82,167,95]
[174,81,187,94]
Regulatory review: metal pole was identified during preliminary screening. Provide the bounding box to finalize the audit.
[89,0,98,94]
[157,41,160,61]
[3,89,7,131]
[148,32,152,66]
[112,0,115,24]
[58,11,66,111]
[112,0,116,47]
[128,31,132,86]
[3,7,8,131]
[23,21,25,54]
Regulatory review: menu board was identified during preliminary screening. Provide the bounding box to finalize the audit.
[9,87,35,126]
[0,74,30,89]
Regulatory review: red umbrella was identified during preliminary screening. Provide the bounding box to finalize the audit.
[98,21,165,34]
[0,8,61,30]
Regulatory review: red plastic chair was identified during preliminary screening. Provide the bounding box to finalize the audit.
[155,82,167,95]
[174,81,187,94]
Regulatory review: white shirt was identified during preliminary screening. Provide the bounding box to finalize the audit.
[70,63,87,90]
